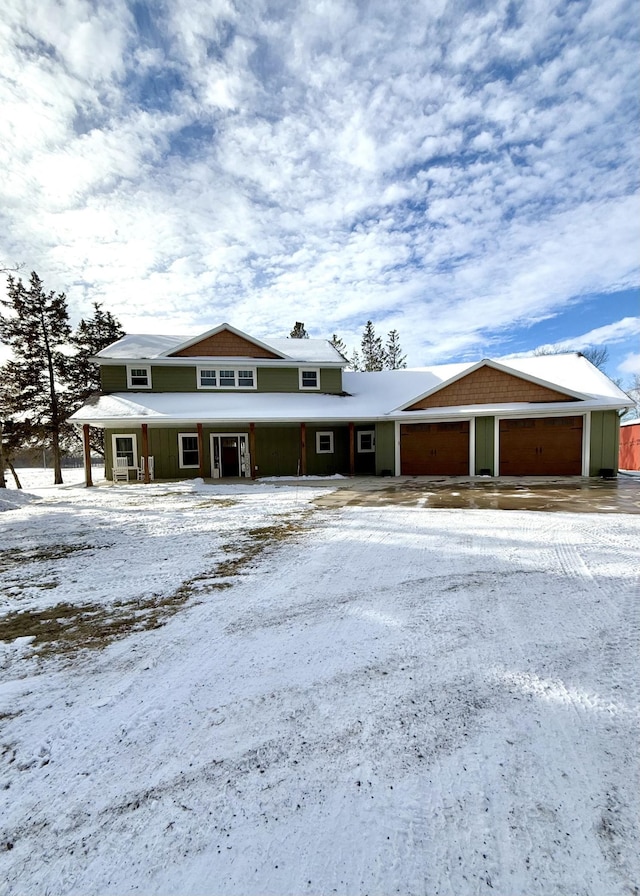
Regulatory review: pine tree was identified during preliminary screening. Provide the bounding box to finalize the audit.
[0,272,71,484]
[360,320,385,372]
[69,302,125,405]
[384,329,407,369]
[290,322,309,339]
[349,349,362,371]
[329,333,349,359]
[67,302,126,457]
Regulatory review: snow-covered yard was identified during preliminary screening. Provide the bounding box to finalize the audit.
[1,471,639,896]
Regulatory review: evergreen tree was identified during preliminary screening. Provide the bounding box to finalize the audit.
[69,302,125,405]
[384,329,407,369]
[360,320,385,371]
[349,349,362,371]
[329,333,349,359]
[67,302,126,457]
[290,321,309,338]
[0,272,71,484]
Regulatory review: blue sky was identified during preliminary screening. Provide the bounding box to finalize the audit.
[0,0,638,382]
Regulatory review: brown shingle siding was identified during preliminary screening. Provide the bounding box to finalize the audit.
[171,331,280,359]
[407,366,576,410]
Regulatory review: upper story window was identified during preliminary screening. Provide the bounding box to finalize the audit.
[299,368,320,390]
[197,367,256,390]
[127,365,152,389]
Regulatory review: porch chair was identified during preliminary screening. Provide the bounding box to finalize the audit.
[137,456,155,481]
[112,456,129,483]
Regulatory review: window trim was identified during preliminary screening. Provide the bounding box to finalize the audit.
[316,431,334,454]
[196,366,257,390]
[126,365,152,389]
[299,367,320,390]
[357,430,376,453]
[178,432,200,469]
[112,434,138,468]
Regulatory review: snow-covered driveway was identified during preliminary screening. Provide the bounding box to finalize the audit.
[1,476,639,896]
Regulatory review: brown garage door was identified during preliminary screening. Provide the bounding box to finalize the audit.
[400,422,470,475]
[499,416,583,475]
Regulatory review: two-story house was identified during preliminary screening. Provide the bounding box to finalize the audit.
[69,323,630,485]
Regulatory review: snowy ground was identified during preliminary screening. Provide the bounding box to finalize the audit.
[1,470,639,896]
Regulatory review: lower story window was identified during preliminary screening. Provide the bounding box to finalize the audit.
[316,431,334,453]
[113,434,137,467]
[357,430,375,452]
[179,433,200,468]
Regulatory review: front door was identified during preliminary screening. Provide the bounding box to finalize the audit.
[355,428,376,474]
[210,433,251,478]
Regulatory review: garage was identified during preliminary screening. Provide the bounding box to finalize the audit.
[400,421,470,475]
[499,416,583,476]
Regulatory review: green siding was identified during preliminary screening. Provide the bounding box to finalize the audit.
[255,426,301,476]
[101,364,196,392]
[101,366,127,392]
[100,364,343,393]
[474,416,495,474]
[256,368,299,392]
[148,367,198,391]
[589,411,620,475]
[320,368,343,393]
[375,422,395,475]
[256,367,342,393]
[307,425,350,475]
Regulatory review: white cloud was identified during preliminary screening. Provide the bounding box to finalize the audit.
[0,0,638,369]
[617,353,640,376]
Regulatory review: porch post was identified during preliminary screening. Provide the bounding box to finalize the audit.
[249,423,257,479]
[197,423,205,478]
[83,424,93,488]
[349,422,355,475]
[300,423,307,475]
[141,423,150,484]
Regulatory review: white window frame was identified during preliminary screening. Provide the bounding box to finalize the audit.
[112,434,138,468]
[196,366,257,390]
[197,368,218,389]
[299,368,320,390]
[126,365,152,389]
[316,431,334,454]
[357,430,376,453]
[178,432,200,469]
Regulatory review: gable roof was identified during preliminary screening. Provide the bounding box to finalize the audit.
[163,324,287,359]
[95,325,347,364]
[395,358,588,412]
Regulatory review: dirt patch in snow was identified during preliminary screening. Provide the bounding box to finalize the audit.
[0,592,214,656]
[0,511,313,657]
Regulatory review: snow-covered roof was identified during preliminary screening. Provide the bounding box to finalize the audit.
[95,332,346,364]
[496,353,630,402]
[264,338,346,363]
[70,353,630,427]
